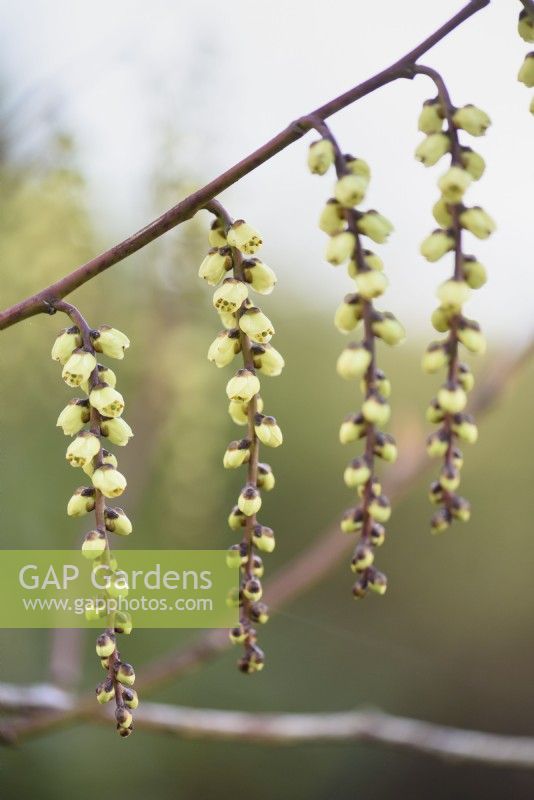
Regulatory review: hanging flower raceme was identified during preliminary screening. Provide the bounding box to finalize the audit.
[416,77,494,534]
[199,205,283,673]
[309,128,404,599]
[51,307,137,735]
[516,8,534,114]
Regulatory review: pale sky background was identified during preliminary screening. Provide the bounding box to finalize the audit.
[0,0,532,343]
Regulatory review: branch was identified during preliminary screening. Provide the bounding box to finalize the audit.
[3,683,534,769]
[0,0,489,331]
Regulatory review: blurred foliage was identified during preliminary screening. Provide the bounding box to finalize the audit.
[2,130,534,800]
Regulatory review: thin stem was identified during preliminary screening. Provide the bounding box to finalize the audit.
[0,0,490,331]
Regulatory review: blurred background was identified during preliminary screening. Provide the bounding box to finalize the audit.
[1,0,534,797]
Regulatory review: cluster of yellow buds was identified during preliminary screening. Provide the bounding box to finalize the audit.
[199,209,282,673]
[517,8,534,113]
[51,310,136,734]
[416,90,495,534]
[309,132,405,598]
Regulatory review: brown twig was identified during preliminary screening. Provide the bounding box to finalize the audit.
[0,0,489,331]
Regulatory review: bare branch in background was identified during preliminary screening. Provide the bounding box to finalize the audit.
[3,683,534,769]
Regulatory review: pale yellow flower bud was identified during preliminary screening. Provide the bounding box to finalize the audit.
[336,343,372,380]
[254,414,283,448]
[213,278,248,312]
[91,326,130,360]
[357,211,394,243]
[519,10,534,42]
[81,364,117,394]
[67,486,96,517]
[318,199,345,235]
[418,99,444,134]
[228,399,249,426]
[325,231,355,266]
[452,415,478,444]
[239,307,275,343]
[355,270,388,300]
[348,251,383,279]
[463,256,487,289]
[257,463,275,491]
[420,230,454,262]
[334,174,368,207]
[518,54,534,87]
[415,133,450,166]
[431,306,453,332]
[92,464,127,498]
[426,431,448,458]
[437,279,471,309]
[351,547,374,572]
[83,449,117,477]
[437,383,467,414]
[307,138,335,175]
[252,524,276,553]
[208,219,227,248]
[438,166,472,203]
[219,310,238,329]
[459,207,496,239]
[371,312,406,345]
[458,321,486,354]
[223,439,251,469]
[374,432,397,462]
[344,156,371,180]
[100,417,133,446]
[228,396,263,426]
[51,327,82,364]
[432,198,453,228]
[339,413,366,444]
[226,368,260,402]
[452,104,491,136]
[82,530,107,560]
[227,220,262,254]
[251,343,285,376]
[228,505,246,531]
[199,247,232,285]
[56,399,90,435]
[362,394,390,426]
[368,496,391,523]
[334,294,363,333]
[460,147,485,180]
[368,572,388,595]
[421,342,448,374]
[66,432,101,468]
[62,349,97,388]
[89,384,125,418]
[238,484,262,516]
[104,507,132,535]
[242,258,277,295]
[116,663,135,687]
[207,329,241,368]
[343,457,371,488]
